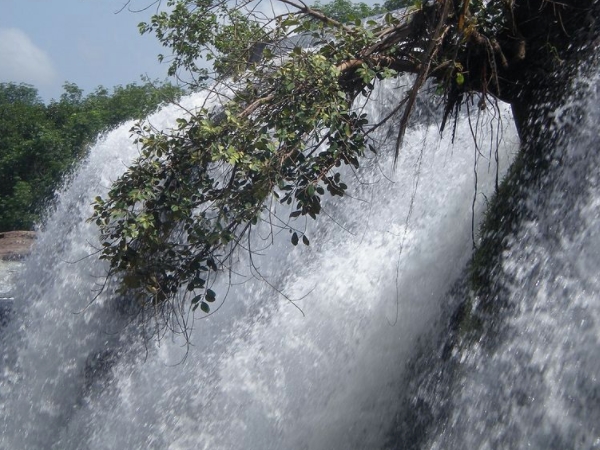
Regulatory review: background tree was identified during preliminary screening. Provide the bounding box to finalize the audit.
[95,0,600,327]
[0,83,59,230]
[0,80,183,232]
[382,0,413,12]
[310,0,385,23]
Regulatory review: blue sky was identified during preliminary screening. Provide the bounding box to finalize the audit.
[1,0,170,102]
[1,0,386,103]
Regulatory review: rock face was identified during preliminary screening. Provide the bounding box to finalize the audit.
[0,231,36,261]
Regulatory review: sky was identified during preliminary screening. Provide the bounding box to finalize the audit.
[1,0,171,102]
[1,0,384,103]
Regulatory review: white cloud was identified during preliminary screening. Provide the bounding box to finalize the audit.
[0,28,58,86]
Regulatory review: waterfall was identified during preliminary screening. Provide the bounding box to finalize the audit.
[417,61,600,450]
[1,75,523,449]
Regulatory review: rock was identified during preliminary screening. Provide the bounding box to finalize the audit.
[0,298,12,328]
[0,231,36,261]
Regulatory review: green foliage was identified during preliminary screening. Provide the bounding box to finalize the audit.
[310,0,385,23]
[138,0,218,80]
[0,80,184,232]
[93,0,411,317]
[92,44,377,310]
[138,1,271,81]
[210,11,270,78]
[381,0,414,12]
[96,0,580,323]
[0,83,58,231]
[91,0,446,313]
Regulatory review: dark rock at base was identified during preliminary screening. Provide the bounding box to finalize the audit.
[0,298,12,329]
[0,231,36,261]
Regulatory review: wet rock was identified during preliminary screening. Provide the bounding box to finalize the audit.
[0,231,36,261]
[0,298,12,328]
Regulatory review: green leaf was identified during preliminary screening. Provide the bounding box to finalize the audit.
[188,277,205,290]
[205,288,216,302]
[291,232,299,246]
[302,235,310,246]
[200,302,210,313]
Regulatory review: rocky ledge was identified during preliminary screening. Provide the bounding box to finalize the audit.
[0,231,36,261]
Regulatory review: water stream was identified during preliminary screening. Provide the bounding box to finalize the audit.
[1,63,596,449]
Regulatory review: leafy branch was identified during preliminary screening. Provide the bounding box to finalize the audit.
[94,0,591,328]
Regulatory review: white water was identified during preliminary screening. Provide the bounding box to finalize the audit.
[0,261,22,298]
[424,64,600,450]
[0,81,519,449]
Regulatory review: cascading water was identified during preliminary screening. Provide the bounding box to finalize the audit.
[413,60,600,450]
[0,75,521,449]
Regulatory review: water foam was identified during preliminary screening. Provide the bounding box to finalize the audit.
[0,82,516,449]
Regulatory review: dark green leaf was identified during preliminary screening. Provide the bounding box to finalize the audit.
[205,288,216,302]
